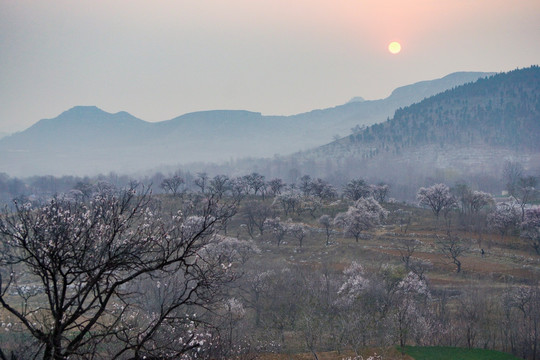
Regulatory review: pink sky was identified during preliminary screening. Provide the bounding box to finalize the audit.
[1,0,539,132]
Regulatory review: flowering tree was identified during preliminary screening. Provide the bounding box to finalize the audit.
[343,179,371,201]
[336,262,370,306]
[264,217,287,246]
[310,178,337,200]
[502,285,540,360]
[287,222,308,248]
[371,183,390,204]
[488,202,520,240]
[417,184,457,221]
[300,196,323,219]
[522,206,540,255]
[334,197,388,242]
[334,262,372,355]
[274,191,301,216]
[0,186,239,359]
[394,272,432,350]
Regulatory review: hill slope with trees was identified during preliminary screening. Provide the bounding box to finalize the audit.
[348,66,540,152]
[293,66,540,183]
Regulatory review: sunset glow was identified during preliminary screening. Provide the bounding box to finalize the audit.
[1,0,539,133]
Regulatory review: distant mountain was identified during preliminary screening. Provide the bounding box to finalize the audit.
[0,132,9,140]
[0,71,492,176]
[297,66,540,180]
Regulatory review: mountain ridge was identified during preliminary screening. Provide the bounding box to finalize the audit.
[290,66,540,181]
[0,71,495,177]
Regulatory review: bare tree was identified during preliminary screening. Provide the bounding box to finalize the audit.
[503,160,524,197]
[310,178,337,200]
[467,190,495,215]
[318,215,333,246]
[267,178,286,197]
[264,217,287,247]
[288,222,308,248]
[299,175,312,197]
[209,174,231,197]
[241,200,274,238]
[394,209,412,233]
[0,186,238,359]
[437,234,468,273]
[274,191,301,216]
[160,174,185,196]
[371,183,390,203]
[457,287,490,349]
[242,173,266,198]
[399,239,421,271]
[513,176,538,221]
[194,172,209,193]
[240,270,275,327]
[300,196,323,219]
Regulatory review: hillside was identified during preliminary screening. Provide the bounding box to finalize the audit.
[0,72,490,177]
[297,66,540,180]
[349,66,540,152]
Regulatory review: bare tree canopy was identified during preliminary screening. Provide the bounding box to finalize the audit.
[0,186,238,359]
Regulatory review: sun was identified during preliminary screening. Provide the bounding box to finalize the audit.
[388,41,402,54]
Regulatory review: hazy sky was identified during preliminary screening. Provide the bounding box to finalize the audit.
[1,0,539,133]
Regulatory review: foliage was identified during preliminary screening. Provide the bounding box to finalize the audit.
[403,346,522,360]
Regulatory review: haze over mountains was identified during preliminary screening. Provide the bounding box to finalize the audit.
[285,66,540,184]
[0,72,494,177]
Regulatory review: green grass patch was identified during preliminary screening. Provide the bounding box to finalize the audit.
[403,346,521,360]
